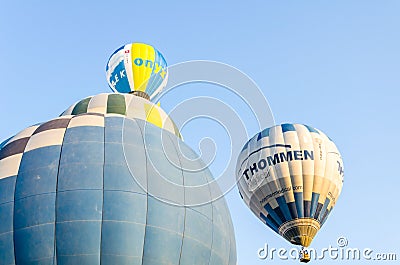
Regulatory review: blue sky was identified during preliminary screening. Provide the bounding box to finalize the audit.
[1,1,399,264]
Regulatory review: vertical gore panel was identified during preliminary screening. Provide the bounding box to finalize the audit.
[142,197,184,265]
[14,224,55,264]
[102,117,147,264]
[108,117,148,194]
[260,212,279,233]
[179,209,212,265]
[318,198,330,222]
[257,127,270,140]
[0,176,16,204]
[294,192,304,218]
[281,123,296,132]
[107,94,126,115]
[287,201,298,219]
[142,227,183,265]
[310,192,320,217]
[144,103,162,128]
[0,232,15,265]
[321,209,331,225]
[56,124,104,264]
[264,203,284,226]
[313,203,324,220]
[101,192,146,263]
[304,200,311,217]
[14,145,61,264]
[71,97,91,115]
[276,196,293,221]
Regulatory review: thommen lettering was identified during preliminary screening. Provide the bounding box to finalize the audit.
[242,150,314,180]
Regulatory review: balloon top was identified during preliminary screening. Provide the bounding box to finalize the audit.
[106,43,168,101]
[61,93,181,139]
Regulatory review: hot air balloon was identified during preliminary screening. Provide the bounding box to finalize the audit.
[0,93,237,265]
[236,123,344,250]
[106,43,168,101]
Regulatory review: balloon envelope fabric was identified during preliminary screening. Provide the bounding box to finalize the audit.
[236,123,343,247]
[106,43,168,101]
[61,93,181,139]
[0,102,236,264]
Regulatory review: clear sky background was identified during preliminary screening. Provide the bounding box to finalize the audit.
[1,1,399,264]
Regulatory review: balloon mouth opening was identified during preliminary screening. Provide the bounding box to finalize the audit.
[129,91,150,100]
[278,218,321,247]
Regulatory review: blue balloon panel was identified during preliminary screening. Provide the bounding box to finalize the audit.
[0,113,236,265]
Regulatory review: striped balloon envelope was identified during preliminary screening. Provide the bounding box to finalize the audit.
[106,43,168,101]
[236,123,344,247]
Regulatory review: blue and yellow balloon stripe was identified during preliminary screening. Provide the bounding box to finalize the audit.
[106,43,168,101]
